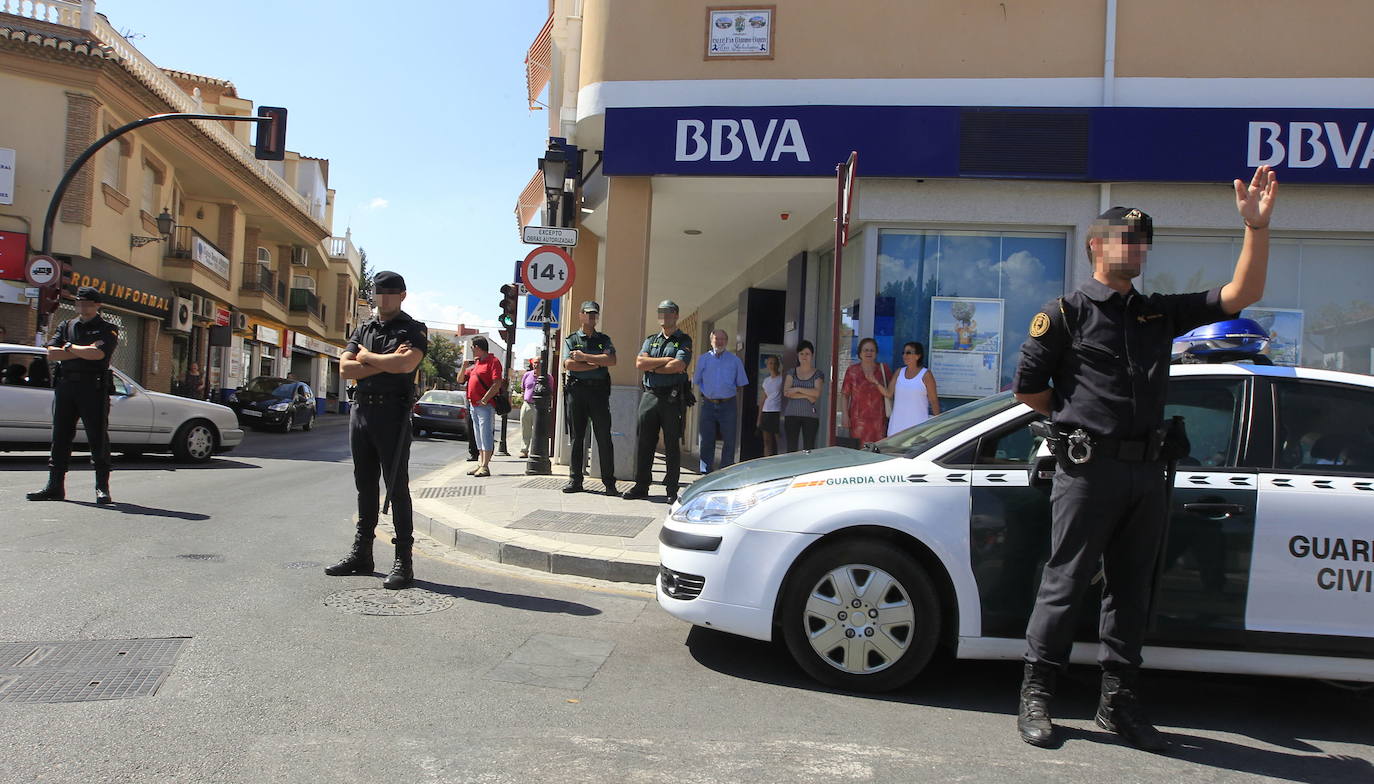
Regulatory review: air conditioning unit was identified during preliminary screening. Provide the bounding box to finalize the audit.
[168,297,193,333]
[197,296,215,320]
[231,310,249,332]
[190,294,204,317]
[290,246,309,266]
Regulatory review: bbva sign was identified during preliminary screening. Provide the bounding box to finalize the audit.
[1248,121,1374,169]
[674,118,811,162]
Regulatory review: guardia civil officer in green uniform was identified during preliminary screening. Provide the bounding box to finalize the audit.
[623,300,692,502]
[28,287,119,505]
[562,300,618,494]
[1011,167,1278,752]
[326,271,428,589]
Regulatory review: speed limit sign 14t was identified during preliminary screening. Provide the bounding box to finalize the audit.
[521,245,575,300]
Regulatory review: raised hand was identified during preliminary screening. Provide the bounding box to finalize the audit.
[1234,165,1278,229]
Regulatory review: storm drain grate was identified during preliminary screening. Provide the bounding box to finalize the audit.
[509,510,653,538]
[177,553,224,562]
[323,588,455,616]
[416,485,486,499]
[518,478,574,491]
[0,638,187,703]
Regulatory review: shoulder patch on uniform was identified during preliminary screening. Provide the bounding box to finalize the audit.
[1029,312,1051,338]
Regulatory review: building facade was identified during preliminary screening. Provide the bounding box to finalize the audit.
[0,1,363,410]
[518,0,1374,470]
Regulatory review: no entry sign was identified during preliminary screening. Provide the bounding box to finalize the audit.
[520,245,575,300]
[25,254,58,287]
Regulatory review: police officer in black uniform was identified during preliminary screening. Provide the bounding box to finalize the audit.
[28,287,120,505]
[326,271,428,589]
[622,299,693,502]
[1011,167,1278,752]
[562,300,618,494]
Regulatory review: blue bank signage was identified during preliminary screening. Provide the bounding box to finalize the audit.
[604,105,1374,184]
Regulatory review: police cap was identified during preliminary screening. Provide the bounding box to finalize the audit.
[581,300,601,313]
[656,299,679,313]
[373,270,406,294]
[75,286,102,303]
[1095,206,1154,245]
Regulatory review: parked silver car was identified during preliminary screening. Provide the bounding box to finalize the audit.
[0,342,244,463]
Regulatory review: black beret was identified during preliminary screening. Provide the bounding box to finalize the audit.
[373,270,406,293]
[75,286,102,303]
[1095,206,1153,243]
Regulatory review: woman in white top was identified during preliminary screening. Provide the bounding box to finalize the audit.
[886,341,940,436]
[755,354,784,456]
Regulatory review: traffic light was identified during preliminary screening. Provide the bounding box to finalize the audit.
[38,259,73,318]
[498,283,520,329]
[499,325,516,346]
[254,106,288,161]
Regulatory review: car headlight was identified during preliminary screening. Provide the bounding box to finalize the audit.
[269,401,290,411]
[670,478,791,524]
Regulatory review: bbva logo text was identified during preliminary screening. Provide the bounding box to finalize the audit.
[675,119,811,163]
[1248,121,1374,169]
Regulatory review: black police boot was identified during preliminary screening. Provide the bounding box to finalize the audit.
[1096,668,1169,752]
[95,473,113,505]
[323,533,374,576]
[26,472,65,502]
[621,486,649,500]
[1017,662,1058,748]
[561,480,584,494]
[383,538,414,590]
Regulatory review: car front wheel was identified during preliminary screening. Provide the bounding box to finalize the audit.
[780,539,942,693]
[302,413,314,432]
[171,419,217,463]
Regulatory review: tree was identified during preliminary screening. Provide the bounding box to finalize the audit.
[427,334,461,384]
[358,246,374,305]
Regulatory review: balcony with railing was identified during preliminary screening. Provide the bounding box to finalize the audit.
[324,231,362,280]
[238,263,286,320]
[288,286,328,333]
[162,225,232,291]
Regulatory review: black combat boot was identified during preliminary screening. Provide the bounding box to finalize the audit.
[26,472,65,502]
[95,473,113,505]
[324,533,375,576]
[1096,668,1169,752]
[382,537,414,590]
[1017,661,1058,748]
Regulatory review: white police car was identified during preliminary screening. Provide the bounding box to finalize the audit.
[658,324,1374,692]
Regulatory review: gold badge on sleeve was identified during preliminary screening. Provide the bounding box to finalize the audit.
[1029,312,1051,338]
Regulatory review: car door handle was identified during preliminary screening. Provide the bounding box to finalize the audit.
[1183,502,1247,517]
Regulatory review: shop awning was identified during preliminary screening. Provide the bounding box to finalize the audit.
[514,169,545,235]
[525,14,553,110]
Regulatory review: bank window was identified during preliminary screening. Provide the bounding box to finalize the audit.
[875,229,1067,407]
[1144,236,1374,376]
[1273,380,1374,474]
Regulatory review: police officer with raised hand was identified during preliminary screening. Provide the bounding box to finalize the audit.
[28,287,119,505]
[326,271,428,590]
[1011,166,1278,752]
[623,300,693,503]
[562,300,618,495]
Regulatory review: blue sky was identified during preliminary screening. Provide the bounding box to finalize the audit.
[108,0,551,358]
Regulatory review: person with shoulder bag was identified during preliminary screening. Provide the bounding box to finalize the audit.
[459,336,504,477]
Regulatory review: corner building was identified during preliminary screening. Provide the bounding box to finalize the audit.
[519,0,1374,472]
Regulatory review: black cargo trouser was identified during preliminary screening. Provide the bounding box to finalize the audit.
[350,401,413,543]
[1025,456,1167,671]
[632,389,683,492]
[49,379,112,477]
[568,381,615,486]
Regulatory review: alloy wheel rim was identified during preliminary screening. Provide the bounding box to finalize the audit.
[187,425,213,459]
[803,563,916,675]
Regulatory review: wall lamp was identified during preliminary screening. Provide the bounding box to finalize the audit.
[131,208,175,248]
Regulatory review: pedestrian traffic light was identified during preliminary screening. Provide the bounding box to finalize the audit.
[499,283,520,329]
[254,106,288,161]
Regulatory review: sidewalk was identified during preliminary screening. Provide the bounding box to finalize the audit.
[410,448,696,585]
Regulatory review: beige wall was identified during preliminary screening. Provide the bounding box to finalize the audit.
[579,0,1373,89]
[599,177,652,386]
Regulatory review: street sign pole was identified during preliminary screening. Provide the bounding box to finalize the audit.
[520,246,575,476]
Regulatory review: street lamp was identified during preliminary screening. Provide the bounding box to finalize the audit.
[130,207,175,248]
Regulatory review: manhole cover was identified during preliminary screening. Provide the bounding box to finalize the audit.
[509,510,653,538]
[177,554,224,562]
[323,588,454,616]
[0,638,186,703]
[416,485,486,499]
[282,561,322,569]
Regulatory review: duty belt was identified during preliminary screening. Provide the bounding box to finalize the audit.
[355,391,410,407]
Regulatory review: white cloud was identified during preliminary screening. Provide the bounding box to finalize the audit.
[367,197,389,210]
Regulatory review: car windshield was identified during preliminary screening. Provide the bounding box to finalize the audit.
[242,378,294,398]
[421,391,465,405]
[870,391,1021,456]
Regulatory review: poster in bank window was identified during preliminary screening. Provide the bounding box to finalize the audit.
[928,297,1004,398]
[1243,307,1303,367]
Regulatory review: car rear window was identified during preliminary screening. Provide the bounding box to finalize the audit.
[421,391,465,405]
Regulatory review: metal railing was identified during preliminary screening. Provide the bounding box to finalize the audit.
[5,1,327,232]
[241,265,281,303]
[170,225,227,260]
[289,287,321,318]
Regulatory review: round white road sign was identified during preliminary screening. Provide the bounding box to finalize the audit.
[25,254,58,287]
[521,245,576,300]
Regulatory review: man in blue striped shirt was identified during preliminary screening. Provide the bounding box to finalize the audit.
[693,329,750,473]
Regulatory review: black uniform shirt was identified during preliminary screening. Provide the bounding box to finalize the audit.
[1013,279,1232,439]
[47,316,119,375]
[640,329,693,390]
[345,310,428,395]
[564,329,615,382]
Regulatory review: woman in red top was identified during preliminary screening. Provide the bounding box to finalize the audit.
[840,337,892,447]
[458,336,504,477]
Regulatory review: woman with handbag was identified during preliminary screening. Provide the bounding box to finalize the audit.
[781,340,826,452]
[459,336,505,477]
[839,337,891,448]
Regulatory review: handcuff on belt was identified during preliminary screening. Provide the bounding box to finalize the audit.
[1065,428,1094,464]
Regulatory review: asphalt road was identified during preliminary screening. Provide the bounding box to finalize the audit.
[1,417,1370,783]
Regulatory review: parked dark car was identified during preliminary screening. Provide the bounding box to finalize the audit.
[412,389,467,437]
[230,377,316,432]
